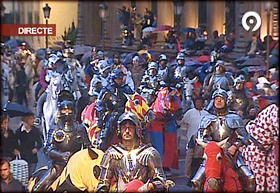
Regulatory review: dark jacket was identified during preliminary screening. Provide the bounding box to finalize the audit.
[0,128,19,160]
[1,178,24,192]
[15,125,42,164]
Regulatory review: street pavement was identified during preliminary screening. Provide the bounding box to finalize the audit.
[8,94,193,192]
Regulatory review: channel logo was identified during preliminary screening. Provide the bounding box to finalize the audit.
[242,11,262,32]
[1,24,56,36]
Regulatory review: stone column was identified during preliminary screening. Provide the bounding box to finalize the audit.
[206,1,225,39]
[156,1,174,42]
[76,1,85,45]
[181,1,198,29]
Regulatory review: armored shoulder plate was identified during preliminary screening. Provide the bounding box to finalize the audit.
[100,145,123,168]
[199,114,218,129]
[225,114,244,129]
[138,144,162,167]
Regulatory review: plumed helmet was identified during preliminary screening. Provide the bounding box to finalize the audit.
[117,111,143,139]
[148,61,158,71]
[158,54,167,62]
[176,52,185,60]
[110,69,124,80]
[234,74,246,86]
[48,54,61,68]
[212,88,228,101]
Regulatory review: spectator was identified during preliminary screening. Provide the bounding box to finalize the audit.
[0,115,20,160]
[178,96,208,186]
[15,114,42,178]
[1,157,24,192]
[129,55,145,89]
[183,31,196,50]
[15,62,28,107]
[178,96,209,150]
[247,33,262,56]
[139,32,153,49]
[132,13,143,41]
[162,30,177,50]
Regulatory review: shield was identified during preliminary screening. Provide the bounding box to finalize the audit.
[142,27,155,33]
[153,25,174,33]
[2,102,34,118]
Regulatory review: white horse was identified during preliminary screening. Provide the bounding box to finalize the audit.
[42,72,62,143]
[181,76,197,113]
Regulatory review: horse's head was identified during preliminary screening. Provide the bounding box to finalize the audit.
[49,73,62,99]
[153,87,183,120]
[196,138,228,192]
[183,76,197,101]
[125,93,155,123]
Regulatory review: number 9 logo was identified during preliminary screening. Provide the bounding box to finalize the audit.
[242,11,262,32]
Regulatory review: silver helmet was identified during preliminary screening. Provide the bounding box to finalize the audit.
[117,111,143,139]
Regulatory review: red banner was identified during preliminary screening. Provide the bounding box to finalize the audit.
[1,24,56,36]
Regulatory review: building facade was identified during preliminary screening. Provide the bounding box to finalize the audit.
[76,1,278,48]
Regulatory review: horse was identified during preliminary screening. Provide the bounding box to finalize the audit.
[146,87,183,170]
[42,72,62,142]
[181,76,197,113]
[81,93,153,147]
[242,104,279,192]
[197,139,243,192]
[28,147,104,192]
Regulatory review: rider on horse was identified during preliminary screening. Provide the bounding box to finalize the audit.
[35,54,62,125]
[192,88,256,192]
[97,111,171,192]
[95,69,133,151]
[32,95,88,192]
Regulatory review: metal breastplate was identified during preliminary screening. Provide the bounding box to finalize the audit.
[209,116,234,142]
[174,65,187,81]
[157,68,168,81]
[213,75,230,91]
[52,129,81,153]
[231,91,248,112]
[112,147,150,183]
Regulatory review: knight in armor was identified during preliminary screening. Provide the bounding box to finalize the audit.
[95,69,133,151]
[227,74,257,119]
[139,62,160,105]
[191,88,256,192]
[32,97,88,192]
[35,54,62,126]
[203,60,234,111]
[97,111,171,192]
[157,54,171,87]
[111,52,135,91]
[173,52,190,93]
